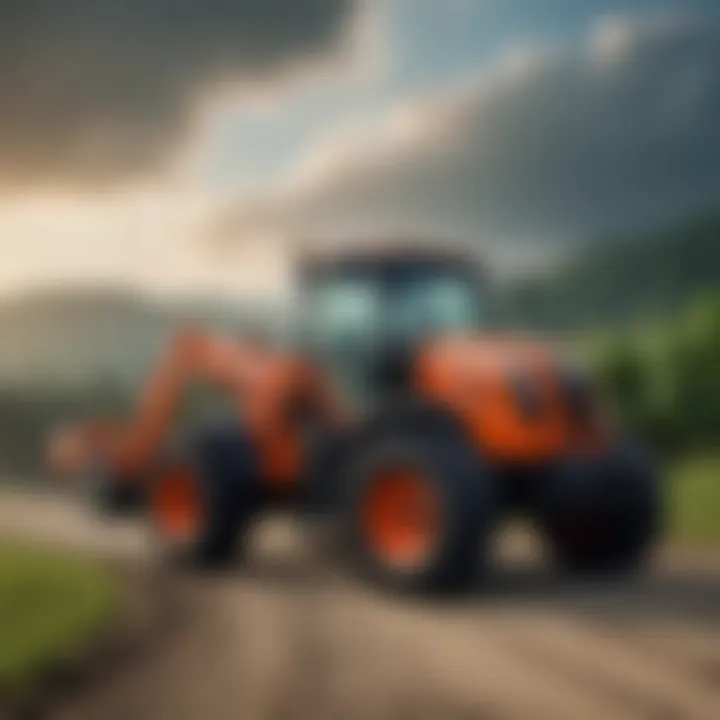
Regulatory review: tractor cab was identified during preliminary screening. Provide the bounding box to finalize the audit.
[298,246,491,406]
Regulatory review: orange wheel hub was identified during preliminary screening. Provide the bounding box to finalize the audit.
[152,466,203,541]
[362,468,440,569]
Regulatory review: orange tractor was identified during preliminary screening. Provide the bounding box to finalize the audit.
[47,246,661,593]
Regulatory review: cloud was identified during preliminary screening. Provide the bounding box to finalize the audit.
[215,12,720,265]
[0,0,357,188]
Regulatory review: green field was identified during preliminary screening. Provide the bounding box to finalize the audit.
[669,455,720,547]
[0,542,118,697]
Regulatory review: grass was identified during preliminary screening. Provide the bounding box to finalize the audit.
[668,454,720,547]
[0,541,118,697]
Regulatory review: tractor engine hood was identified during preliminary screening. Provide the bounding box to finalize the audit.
[414,335,604,463]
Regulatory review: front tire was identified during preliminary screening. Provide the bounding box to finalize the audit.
[148,423,259,567]
[340,432,495,595]
[538,441,661,574]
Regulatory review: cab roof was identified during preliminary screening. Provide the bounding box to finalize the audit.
[298,241,482,281]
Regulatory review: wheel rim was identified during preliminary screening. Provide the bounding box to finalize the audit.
[152,466,203,542]
[362,467,440,570]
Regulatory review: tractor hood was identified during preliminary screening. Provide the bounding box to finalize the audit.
[417,334,582,389]
[415,334,602,462]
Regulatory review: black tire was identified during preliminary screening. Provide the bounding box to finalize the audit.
[80,461,144,515]
[538,441,661,574]
[340,431,495,595]
[149,422,260,567]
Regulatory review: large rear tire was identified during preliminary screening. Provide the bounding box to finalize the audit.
[148,423,259,567]
[538,441,661,575]
[340,432,495,595]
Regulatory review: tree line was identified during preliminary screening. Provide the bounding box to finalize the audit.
[595,293,720,455]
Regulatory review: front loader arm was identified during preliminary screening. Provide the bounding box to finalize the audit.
[107,328,342,486]
[46,328,343,487]
[112,329,266,475]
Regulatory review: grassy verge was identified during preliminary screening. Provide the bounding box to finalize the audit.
[0,541,118,697]
[668,454,720,547]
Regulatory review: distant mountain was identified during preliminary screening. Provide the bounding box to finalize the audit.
[504,209,720,332]
[0,284,277,386]
[3,208,718,385]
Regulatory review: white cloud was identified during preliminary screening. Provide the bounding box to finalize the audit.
[0,190,288,300]
[214,11,720,267]
[0,0,359,188]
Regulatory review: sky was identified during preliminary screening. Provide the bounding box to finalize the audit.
[0,0,718,300]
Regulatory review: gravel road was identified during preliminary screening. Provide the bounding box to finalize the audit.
[1,487,719,720]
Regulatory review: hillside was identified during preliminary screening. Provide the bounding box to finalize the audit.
[0,285,276,386]
[1,208,718,384]
[504,209,720,332]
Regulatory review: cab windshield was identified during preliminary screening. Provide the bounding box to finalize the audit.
[308,274,482,347]
[303,263,487,399]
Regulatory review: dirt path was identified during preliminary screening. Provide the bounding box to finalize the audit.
[1,488,719,720]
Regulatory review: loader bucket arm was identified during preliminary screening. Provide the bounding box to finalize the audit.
[112,329,261,472]
[103,328,342,486]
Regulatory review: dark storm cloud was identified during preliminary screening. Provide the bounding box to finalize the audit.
[218,12,720,258]
[0,0,356,187]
